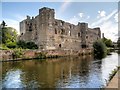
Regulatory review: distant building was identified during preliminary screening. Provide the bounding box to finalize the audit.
[19,7,101,50]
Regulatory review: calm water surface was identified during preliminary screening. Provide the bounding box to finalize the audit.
[2,52,119,88]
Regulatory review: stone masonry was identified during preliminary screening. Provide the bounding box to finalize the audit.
[19,7,101,50]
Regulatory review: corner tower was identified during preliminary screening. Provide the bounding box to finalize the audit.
[37,7,55,49]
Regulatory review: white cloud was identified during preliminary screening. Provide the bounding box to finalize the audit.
[68,9,118,42]
[100,20,118,42]
[90,9,118,42]
[78,13,84,18]
[91,9,117,27]
[99,10,106,17]
[97,10,106,19]
[68,13,90,25]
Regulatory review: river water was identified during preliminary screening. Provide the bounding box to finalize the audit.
[1,52,119,88]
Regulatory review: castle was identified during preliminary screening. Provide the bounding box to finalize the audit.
[19,7,101,50]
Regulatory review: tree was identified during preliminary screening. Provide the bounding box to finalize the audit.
[0,21,18,49]
[1,27,18,44]
[102,38,113,47]
[105,39,113,47]
[1,21,7,29]
[93,40,107,59]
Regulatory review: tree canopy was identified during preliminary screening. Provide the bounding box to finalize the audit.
[102,37,113,47]
[93,40,107,59]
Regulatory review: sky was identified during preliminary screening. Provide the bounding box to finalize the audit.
[1,2,119,42]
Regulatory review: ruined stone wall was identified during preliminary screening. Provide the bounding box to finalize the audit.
[86,28,101,48]
[19,7,101,50]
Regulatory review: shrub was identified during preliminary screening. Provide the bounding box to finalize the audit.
[93,40,107,59]
[0,44,9,50]
[35,52,46,59]
[17,40,27,49]
[12,49,23,59]
[26,42,38,49]
[17,40,38,49]
[6,41,17,49]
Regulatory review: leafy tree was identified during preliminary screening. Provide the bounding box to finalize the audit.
[1,27,18,44]
[93,40,107,59]
[0,21,18,49]
[105,39,113,47]
[102,38,113,47]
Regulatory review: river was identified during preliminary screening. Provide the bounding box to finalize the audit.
[1,51,119,88]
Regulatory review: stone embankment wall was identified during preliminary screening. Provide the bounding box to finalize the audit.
[0,49,93,61]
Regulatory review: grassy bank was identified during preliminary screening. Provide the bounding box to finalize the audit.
[108,66,120,81]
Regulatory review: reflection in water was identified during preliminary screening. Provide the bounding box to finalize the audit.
[2,52,118,88]
[2,69,24,88]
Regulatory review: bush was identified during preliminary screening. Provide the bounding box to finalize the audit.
[17,40,26,49]
[0,44,9,50]
[6,41,17,48]
[26,42,38,49]
[17,40,38,49]
[93,40,107,59]
[12,49,23,59]
[36,52,46,59]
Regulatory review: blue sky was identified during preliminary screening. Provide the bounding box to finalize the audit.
[2,2,119,42]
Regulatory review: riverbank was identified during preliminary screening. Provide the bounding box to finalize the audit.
[0,48,93,62]
[106,68,120,89]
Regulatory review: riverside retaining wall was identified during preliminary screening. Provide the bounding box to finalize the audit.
[0,48,93,61]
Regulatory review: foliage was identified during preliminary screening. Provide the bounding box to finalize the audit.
[0,21,38,50]
[17,40,38,49]
[102,38,113,47]
[93,40,107,59]
[6,41,17,48]
[35,52,46,59]
[117,37,120,49]
[0,44,9,50]
[26,42,38,49]
[17,40,27,49]
[12,48,23,58]
[108,66,120,81]
[1,27,18,44]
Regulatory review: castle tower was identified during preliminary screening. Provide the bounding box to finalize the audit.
[78,22,88,48]
[37,7,55,49]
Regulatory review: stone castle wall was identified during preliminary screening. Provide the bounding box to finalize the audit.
[19,7,101,50]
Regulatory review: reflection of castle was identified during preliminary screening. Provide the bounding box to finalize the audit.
[19,7,101,50]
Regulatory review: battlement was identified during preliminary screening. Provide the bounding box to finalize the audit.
[39,7,54,14]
